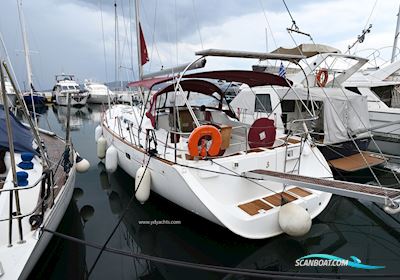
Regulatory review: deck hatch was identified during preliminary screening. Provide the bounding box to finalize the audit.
[238,199,272,216]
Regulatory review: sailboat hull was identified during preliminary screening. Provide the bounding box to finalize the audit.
[101,109,332,239]
[19,168,76,280]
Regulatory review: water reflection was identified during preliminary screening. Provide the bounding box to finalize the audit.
[102,165,400,279]
[28,199,88,280]
[52,105,89,130]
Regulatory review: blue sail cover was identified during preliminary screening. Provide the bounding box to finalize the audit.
[0,105,35,153]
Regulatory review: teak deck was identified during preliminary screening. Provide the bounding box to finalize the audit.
[328,151,386,172]
[40,132,67,195]
[251,169,400,202]
[238,187,312,216]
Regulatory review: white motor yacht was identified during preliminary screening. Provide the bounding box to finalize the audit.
[52,75,88,107]
[84,81,116,104]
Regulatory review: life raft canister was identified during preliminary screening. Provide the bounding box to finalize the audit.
[316,68,328,87]
[188,125,222,157]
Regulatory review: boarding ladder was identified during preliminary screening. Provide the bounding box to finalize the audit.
[248,169,400,207]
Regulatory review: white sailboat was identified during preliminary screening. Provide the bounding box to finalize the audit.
[97,9,334,239]
[98,67,333,239]
[0,59,89,279]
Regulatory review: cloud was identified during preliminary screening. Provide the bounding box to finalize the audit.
[0,0,398,89]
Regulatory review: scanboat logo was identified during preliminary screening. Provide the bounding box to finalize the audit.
[295,254,385,270]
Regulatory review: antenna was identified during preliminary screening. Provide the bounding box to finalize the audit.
[347,24,373,54]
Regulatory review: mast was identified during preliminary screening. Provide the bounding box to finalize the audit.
[391,4,400,63]
[135,0,143,81]
[114,1,118,83]
[17,0,37,125]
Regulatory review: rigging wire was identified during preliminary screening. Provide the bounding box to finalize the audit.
[148,0,163,71]
[174,0,178,67]
[280,0,400,200]
[258,0,278,50]
[192,0,204,50]
[98,0,109,82]
[350,0,378,55]
[119,0,131,81]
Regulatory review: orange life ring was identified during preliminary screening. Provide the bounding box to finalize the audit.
[188,125,222,157]
[316,68,328,87]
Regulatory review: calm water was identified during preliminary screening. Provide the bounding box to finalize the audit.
[25,104,400,279]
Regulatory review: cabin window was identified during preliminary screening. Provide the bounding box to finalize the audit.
[68,86,75,90]
[371,86,394,107]
[301,101,322,112]
[281,100,295,112]
[346,87,361,95]
[254,94,272,112]
[62,86,68,90]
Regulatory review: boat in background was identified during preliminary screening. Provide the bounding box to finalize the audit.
[245,44,390,174]
[342,57,400,155]
[0,55,89,278]
[84,81,116,104]
[53,74,88,107]
[22,91,46,106]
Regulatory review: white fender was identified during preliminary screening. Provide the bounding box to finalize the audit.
[278,203,312,237]
[95,125,102,142]
[384,203,400,214]
[76,154,90,173]
[135,166,151,204]
[97,136,107,159]
[105,145,118,173]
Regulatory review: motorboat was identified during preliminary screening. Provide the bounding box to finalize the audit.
[52,75,88,107]
[343,59,400,155]
[241,44,388,174]
[96,50,334,239]
[84,81,116,104]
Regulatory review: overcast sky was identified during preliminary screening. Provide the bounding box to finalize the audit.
[0,0,399,90]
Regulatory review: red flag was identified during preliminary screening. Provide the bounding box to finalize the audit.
[139,23,149,65]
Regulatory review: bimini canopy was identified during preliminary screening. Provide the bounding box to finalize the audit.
[0,105,35,153]
[146,79,225,127]
[128,70,292,90]
[273,87,371,144]
[271,44,341,58]
[184,70,292,87]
